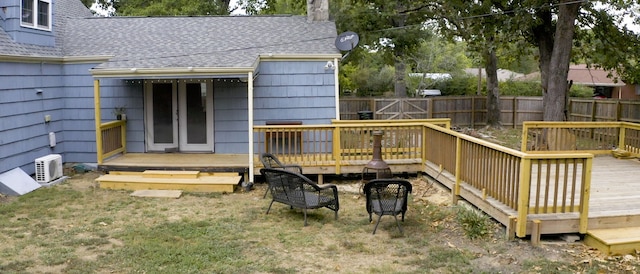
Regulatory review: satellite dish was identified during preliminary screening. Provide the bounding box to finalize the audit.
[335,31,359,51]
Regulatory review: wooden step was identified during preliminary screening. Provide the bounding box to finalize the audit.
[96,171,241,193]
[142,170,200,179]
[584,227,640,255]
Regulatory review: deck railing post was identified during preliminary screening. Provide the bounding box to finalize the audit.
[516,157,532,237]
[94,79,103,164]
[579,157,593,234]
[333,125,342,174]
[453,137,462,204]
[120,121,127,154]
[521,123,530,152]
[618,124,626,149]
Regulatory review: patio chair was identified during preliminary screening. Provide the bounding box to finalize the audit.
[363,179,413,234]
[260,153,303,198]
[260,168,339,226]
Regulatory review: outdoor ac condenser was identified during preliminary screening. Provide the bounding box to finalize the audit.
[35,154,63,183]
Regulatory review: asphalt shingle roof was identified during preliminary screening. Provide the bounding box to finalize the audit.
[0,0,340,70]
[65,15,340,69]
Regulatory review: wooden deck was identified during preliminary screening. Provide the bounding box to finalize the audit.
[425,155,640,235]
[99,153,250,173]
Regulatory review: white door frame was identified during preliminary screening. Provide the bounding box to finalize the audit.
[178,80,214,152]
[144,79,214,152]
[144,81,178,152]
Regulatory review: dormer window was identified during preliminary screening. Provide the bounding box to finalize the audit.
[21,0,51,31]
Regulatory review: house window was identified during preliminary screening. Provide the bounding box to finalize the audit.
[21,0,51,31]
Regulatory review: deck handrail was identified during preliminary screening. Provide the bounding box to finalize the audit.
[420,122,593,237]
[97,120,126,164]
[522,121,640,157]
[253,119,594,238]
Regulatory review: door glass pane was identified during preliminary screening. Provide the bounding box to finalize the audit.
[152,83,174,143]
[186,83,207,144]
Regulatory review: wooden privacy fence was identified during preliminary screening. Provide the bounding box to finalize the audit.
[254,120,594,237]
[341,96,640,127]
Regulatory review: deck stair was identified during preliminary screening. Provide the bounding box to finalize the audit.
[584,227,640,255]
[96,170,241,193]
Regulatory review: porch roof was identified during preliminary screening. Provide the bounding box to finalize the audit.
[65,15,340,72]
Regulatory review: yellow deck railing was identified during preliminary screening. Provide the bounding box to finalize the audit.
[97,120,126,164]
[522,121,640,156]
[95,117,612,237]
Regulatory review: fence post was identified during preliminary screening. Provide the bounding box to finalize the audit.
[513,97,517,128]
[427,98,433,118]
[619,124,626,149]
[591,100,597,121]
[471,96,476,128]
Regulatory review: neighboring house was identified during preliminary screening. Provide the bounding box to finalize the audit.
[516,64,639,99]
[0,0,341,176]
[464,68,524,82]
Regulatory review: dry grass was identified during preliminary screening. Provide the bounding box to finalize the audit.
[0,168,638,273]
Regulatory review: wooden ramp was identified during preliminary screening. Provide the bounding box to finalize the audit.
[585,227,640,255]
[96,170,241,193]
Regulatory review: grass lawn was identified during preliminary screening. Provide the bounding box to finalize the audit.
[1,168,638,273]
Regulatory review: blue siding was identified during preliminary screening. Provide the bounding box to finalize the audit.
[214,80,249,153]
[253,60,336,125]
[1,59,337,172]
[0,61,65,174]
[1,0,55,46]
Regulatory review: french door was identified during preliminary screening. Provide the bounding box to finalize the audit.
[144,80,214,152]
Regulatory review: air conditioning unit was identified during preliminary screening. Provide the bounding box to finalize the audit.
[35,154,63,183]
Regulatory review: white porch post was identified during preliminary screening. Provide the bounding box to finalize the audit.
[247,72,255,185]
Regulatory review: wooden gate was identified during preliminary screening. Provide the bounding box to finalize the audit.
[375,99,431,119]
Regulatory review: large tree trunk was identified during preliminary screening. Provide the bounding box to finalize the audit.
[543,1,580,121]
[485,44,501,128]
[532,9,554,93]
[394,47,407,97]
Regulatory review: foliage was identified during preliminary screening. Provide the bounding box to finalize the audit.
[455,205,492,239]
[332,0,437,97]
[351,65,395,97]
[238,0,305,15]
[88,0,232,16]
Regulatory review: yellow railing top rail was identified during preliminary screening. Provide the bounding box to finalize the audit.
[100,120,126,129]
[522,121,625,128]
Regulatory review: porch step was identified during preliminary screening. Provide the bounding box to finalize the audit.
[96,171,241,193]
[584,227,640,255]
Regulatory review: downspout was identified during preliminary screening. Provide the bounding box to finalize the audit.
[334,57,340,120]
[246,71,255,189]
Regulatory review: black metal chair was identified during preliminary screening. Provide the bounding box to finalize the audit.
[260,168,339,226]
[260,153,303,198]
[363,179,412,234]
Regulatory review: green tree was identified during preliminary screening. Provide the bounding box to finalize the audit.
[238,0,305,15]
[83,0,233,16]
[508,1,640,121]
[435,0,507,128]
[333,1,436,97]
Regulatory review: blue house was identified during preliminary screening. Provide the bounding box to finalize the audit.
[0,0,341,182]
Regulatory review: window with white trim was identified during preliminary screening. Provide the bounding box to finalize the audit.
[21,0,51,31]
